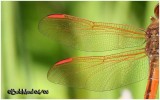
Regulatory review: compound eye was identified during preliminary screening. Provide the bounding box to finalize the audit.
[154,3,159,18]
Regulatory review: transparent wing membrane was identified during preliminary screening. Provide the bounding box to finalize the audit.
[39,14,146,52]
[47,48,148,91]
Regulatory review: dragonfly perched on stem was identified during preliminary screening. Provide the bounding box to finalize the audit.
[39,3,159,99]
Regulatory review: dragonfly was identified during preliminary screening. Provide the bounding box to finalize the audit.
[39,3,159,99]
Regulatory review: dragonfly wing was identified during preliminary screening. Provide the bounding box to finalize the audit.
[39,14,146,52]
[47,49,149,91]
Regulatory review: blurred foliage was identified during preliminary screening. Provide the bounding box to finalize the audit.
[1,1,159,99]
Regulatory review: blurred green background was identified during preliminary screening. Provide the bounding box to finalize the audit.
[1,1,159,99]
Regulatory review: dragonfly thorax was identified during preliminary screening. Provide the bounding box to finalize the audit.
[145,17,159,59]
